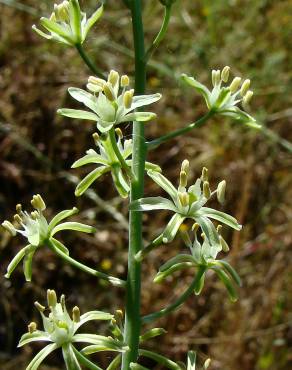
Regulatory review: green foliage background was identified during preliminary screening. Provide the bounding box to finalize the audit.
[0,0,291,369]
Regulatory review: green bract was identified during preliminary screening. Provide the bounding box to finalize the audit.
[154,223,242,302]
[1,195,95,281]
[72,130,161,198]
[130,160,242,245]
[58,71,161,133]
[32,0,103,46]
[18,290,127,370]
[181,66,260,129]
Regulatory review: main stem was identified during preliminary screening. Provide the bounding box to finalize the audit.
[122,1,146,369]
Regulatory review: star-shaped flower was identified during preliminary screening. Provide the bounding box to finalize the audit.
[32,0,103,46]
[58,71,161,133]
[1,195,95,281]
[72,130,161,198]
[154,223,241,302]
[181,66,260,128]
[19,290,127,370]
[130,160,241,245]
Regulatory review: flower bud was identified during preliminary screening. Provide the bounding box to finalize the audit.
[123,89,134,109]
[2,220,16,236]
[221,66,230,83]
[240,79,250,96]
[72,306,80,323]
[243,90,253,105]
[121,75,130,87]
[229,77,242,93]
[203,181,211,199]
[47,289,57,308]
[217,180,226,204]
[28,322,37,334]
[103,83,116,102]
[108,70,120,87]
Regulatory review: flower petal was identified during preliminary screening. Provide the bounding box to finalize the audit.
[48,207,79,234]
[131,93,161,110]
[195,215,220,245]
[119,112,157,123]
[212,267,238,302]
[215,260,242,287]
[50,222,96,236]
[154,262,194,283]
[72,154,108,168]
[181,74,211,108]
[83,5,103,40]
[18,331,51,347]
[62,343,81,370]
[198,207,242,230]
[26,343,58,370]
[111,165,130,198]
[77,311,113,330]
[75,167,110,196]
[147,170,177,202]
[130,197,177,212]
[68,88,97,112]
[40,18,73,44]
[57,108,98,121]
[23,246,37,282]
[5,245,31,279]
[162,213,185,243]
[50,237,70,255]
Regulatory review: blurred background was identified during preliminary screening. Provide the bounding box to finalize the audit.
[0,0,291,369]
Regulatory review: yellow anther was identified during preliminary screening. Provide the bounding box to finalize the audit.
[203,181,211,199]
[103,83,116,102]
[221,66,230,83]
[108,70,120,87]
[2,220,16,236]
[72,306,80,323]
[28,322,37,334]
[47,289,57,308]
[121,75,130,87]
[243,90,253,105]
[34,301,46,312]
[16,204,22,214]
[240,79,251,97]
[201,167,208,182]
[217,180,226,204]
[13,214,22,224]
[229,77,242,93]
[123,89,134,109]
[220,236,229,252]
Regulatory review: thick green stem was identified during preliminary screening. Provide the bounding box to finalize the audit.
[141,266,206,324]
[146,111,214,150]
[122,0,146,369]
[75,43,105,79]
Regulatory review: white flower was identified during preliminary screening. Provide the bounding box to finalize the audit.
[58,70,161,133]
[130,160,241,245]
[2,195,95,281]
[32,0,103,46]
[181,66,260,128]
[72,130,161,198]
[18,290,127,370]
